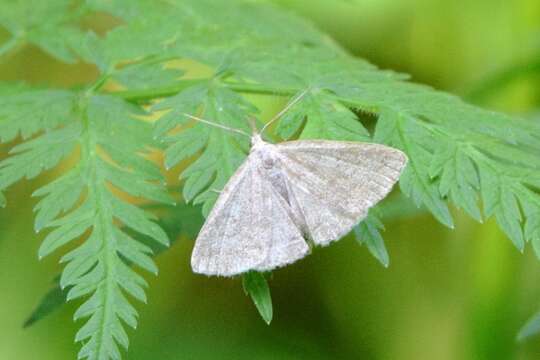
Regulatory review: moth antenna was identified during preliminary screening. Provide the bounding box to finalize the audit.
[181,113,251,138]
[260,88,309,136]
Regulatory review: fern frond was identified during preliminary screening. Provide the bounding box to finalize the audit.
[374,109,454,227]
[112,61,185,90]
[0,0,86,62]
[153,83,257,215]
[276,90,370,141]
[354,213,389,268]
[0,86,173,359]
[59,96,171,360]
[242,272,273,325]
[0,89,77,142]
[25,202,205,329]
[364,85,540,250]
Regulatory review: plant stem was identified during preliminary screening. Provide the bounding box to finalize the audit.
[464,53,540,102]
[112,78,298,102]
[86,74,111,94]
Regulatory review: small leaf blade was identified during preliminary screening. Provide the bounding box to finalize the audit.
[518,310,540,342]
[354,214,389,267]
[242,272,273,325]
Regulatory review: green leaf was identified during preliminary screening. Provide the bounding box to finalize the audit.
[0,88,77,143]
[354,213,389,267]
[1,89,173,359]
[478,163,525,251]
[25,202,204,329]
[374,109,454,228]
[0,0,86,62]
[518,310,540,342]
[429,141,482,222]
[69,19,180,74]
[154,82,257,214]
[23,280,68,328]
[0,122,80,203]
[277,90,369,141]
[113,61,185,90]
[242,272,273,325]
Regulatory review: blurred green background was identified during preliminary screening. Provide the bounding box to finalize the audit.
[1,0,540,359]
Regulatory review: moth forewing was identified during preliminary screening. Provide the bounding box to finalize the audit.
[190,145,309,277]
[191,136,407,276]
[274,140,407,246]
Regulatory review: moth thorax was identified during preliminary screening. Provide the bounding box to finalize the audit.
[263,156,275,169]
[253,145,278,170]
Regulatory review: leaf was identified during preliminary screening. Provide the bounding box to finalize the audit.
[24,202,204,328]
[1,89,173,358]
[477,163,525,251]
[354,213,389,268]
[277,90,370,141]
[518,310,540,342]
[0,88,77,143]
[0,124,79,186]
[0,0,86,63]
[429,141,482,222]
[69,20,180,74]
[113,61,185,90]
[374,109,454,228]
[242,272,273,325]
[23,281,67,328]
[153,82,257,215]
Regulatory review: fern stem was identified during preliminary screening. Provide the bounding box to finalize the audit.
[87,74,111,94]
[112,78,298,102]
[80,102,116,358]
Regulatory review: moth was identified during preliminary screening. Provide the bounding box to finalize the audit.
[186,91,408,277]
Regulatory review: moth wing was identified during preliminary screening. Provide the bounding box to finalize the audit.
[276,140,407,246]
[191,155,309,277]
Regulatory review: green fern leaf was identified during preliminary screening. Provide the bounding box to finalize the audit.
[277,90,369,141]
[0,89,77,143]
[519,310,540,343]
[67,22,182,82]
[477,163,525,250]
[354,213,389,268]
[23,280,67,328]
[354,80,540,253]
[242,272,273,325]
[113,61,184,90]
[25,203,204,329]
[0,120,80,197]
[0,0,85,62]
[374,109,454,228]
[62,95,172,359]
[154,82,256,215]
[0,88,173,359]
[429,141,482,222]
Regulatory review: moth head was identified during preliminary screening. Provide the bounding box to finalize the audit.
[250,133,265,149]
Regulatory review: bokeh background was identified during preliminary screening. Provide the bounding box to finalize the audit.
[1,0,540,359]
